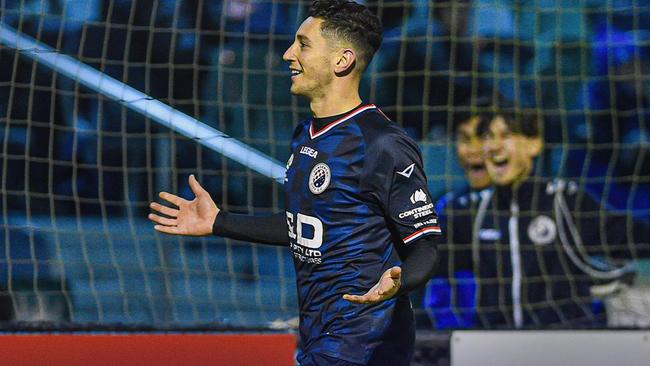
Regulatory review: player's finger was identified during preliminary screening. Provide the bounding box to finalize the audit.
[153,225,183,235]
[342,294,364,303]
[148,213,178,227]
[159,191,185,206]
[388,266,402,279]
[343,294,376,304]
[188,174,207,197]
[149,202,179,217]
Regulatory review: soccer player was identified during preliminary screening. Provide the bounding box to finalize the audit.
[439,102,650,328]
[148,1,441,365]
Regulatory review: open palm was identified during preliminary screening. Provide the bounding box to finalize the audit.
[148,175,219,236]
[342,266,402,304]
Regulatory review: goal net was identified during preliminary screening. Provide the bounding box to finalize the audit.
[0,0,297,328]
[0,0,649,331]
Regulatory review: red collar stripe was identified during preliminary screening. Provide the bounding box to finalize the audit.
[309,104,377,139]
[375,107,390,121]
[402,226,441,244]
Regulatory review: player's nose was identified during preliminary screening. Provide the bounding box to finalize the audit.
[482,139,499,155]
[467,142,483,156]
[282,43,296,62]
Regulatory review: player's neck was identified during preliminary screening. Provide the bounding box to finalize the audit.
[309,83,362,118]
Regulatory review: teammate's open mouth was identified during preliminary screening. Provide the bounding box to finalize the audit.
[469,163,485,172]
[291,69,303,76]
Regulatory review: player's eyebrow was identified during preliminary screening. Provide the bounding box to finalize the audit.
[297,34,311,44]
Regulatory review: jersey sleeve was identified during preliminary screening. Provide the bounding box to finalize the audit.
[361,130,442,245]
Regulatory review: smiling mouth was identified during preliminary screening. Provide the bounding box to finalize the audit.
[290,69,303,76]
[490,157,509,170]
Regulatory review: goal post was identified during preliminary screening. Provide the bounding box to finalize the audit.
[0,22,286,183]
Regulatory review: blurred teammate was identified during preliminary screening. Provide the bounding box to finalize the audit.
[439,103,650,328]
[437,98,493,208]
[423,99,492,328]
[148,1,441,365]
[455,111,491,191]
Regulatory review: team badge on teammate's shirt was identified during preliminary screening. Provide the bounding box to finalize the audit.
[528,215,557,245]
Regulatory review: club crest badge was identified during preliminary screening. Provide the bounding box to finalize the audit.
[527,215,557,246]
[309,163,330,195]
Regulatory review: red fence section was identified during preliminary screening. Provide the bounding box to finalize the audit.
[0,333,296,366]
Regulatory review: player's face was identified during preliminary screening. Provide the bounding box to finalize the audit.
[456,116,490,189]
[482,116,541,187]
[283,17,335,99]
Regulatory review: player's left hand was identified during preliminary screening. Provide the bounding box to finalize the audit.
[342,266,401,304]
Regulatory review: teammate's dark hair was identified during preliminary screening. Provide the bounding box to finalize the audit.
[475,97,542,138]
[308,0,383,71]
[452,96,494,135]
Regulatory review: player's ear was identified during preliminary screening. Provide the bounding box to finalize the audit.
[334,49,356,76]
[526,136,543,158]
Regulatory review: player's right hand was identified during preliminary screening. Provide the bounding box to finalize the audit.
[148,174,219,236]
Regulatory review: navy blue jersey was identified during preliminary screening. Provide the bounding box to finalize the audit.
[284,104,441,364]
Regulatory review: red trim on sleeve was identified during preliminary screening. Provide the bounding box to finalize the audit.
[402,226,442,244]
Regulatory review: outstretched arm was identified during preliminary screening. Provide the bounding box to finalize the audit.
[149,175,289,246]
[343,237,438,304]
[213,212,288,246]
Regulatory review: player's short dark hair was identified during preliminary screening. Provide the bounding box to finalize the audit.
[308,0,383,71]
[474,97,542,138]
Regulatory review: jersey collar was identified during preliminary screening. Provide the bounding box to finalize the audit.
[309,104,377,140]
